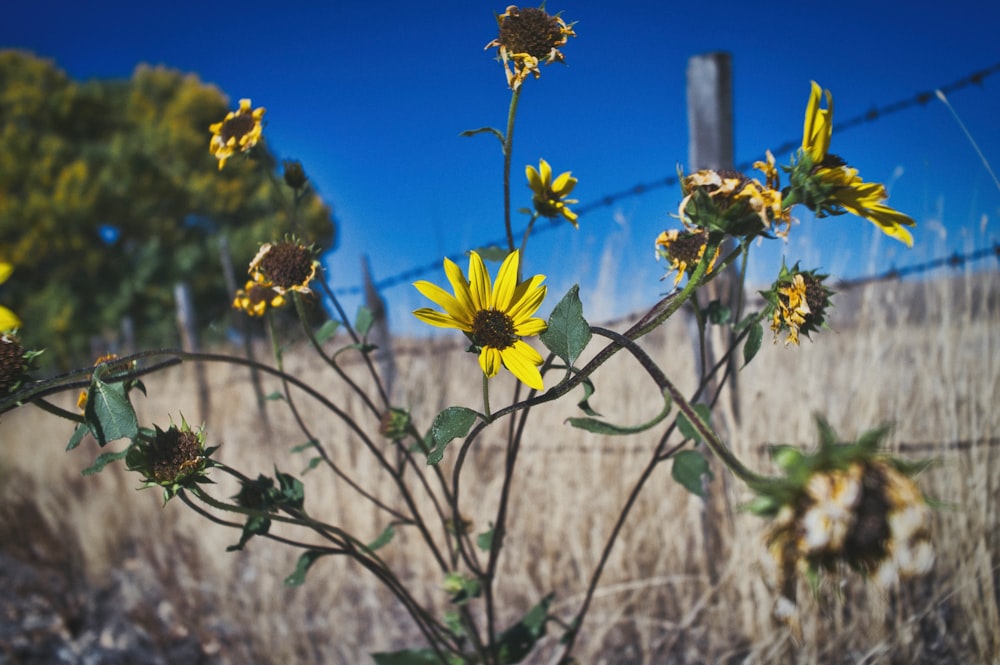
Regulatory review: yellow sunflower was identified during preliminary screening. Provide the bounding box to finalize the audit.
[208,98,266,170]
[413,250,548,390]
[0,262,21,332]
[526,158,579,226]
[233,279,287,317]
[799,82,916,246]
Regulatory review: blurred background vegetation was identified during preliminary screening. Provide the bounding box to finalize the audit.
[0,51,337,367]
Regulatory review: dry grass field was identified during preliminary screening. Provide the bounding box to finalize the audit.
[1,270,998,664]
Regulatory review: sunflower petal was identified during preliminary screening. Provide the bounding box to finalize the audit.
[413,308,468,331]
[0,306,21,332]
[513,316,547,337]
[507,281,547,322]
[492,251,520,311]
[479,346,502,378]
[413,280,473,327]
[500,341,544,391]
[443,257,475,315]
[467,252,492,311]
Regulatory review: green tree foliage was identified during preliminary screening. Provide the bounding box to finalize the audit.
[0,51,336,365]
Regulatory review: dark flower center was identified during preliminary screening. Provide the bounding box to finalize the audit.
[221,114,256,143]
[150,427,203,483]
[472,309,517,350]
[259,243,314,289]
[665,231,708,266]
[842,466,892,569]
[802,274,829,321]
[498,7,565,59]
[248,282,276,305]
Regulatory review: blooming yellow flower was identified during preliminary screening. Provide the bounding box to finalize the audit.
[526,159,579,226]
[0,262,21,332]
[233,279,287,317]
[413,250,548,390]
[799,82,916,246]
[486,5,576,90]
[248,241,317,295]
[209,98,266,170]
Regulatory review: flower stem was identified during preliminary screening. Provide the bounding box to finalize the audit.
[502,86,523,253]
[481,373,492,422]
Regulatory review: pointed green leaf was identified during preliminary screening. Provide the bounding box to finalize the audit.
[477,525,495,551]
[576,377,601,417]
[567,389,671,436]
[458,126,505,145]
[314,319,341,344]
[676,404,712,443]
[743,321,763,366]
[366,524,395,553]
[540,285,591,366]
[284,549,331,587]
[66,422,90,451]
[672,449,714,497]
[227,514,271,552]
[290,439,318,454]
[84,371,138,447]
[275,468,304,510]
[355,305,374,336]
[81,448,130,476]
[494,593,553,664]
[427,406,478,465]
[265,391,285,401]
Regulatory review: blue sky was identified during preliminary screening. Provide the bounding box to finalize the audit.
[4,1,999,331]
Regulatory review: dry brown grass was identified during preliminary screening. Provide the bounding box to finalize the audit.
[1,271,998,664]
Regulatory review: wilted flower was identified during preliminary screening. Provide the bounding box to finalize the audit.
[208,98,266,170]
[233,279,286,317]
[751,417,935,615]
[486,5,576,90]
[413,250,548,390]
[788,82,916,246]
[0,261,22,332]
[526,159,579,226]
[677,165,788,238]
[248,241,318,295]
[126,417,216,501]
[655,228,719,286]
[763,262,834,346]
[379,407,412,441]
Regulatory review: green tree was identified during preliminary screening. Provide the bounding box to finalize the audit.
[0,51,336,365]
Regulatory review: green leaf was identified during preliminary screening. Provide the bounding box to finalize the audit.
[672,450,714,497]
[227,514,271,552]
[290,439,318,454]
[265,391,285,401]
[372,648,462,665]
[576,377,601,417]
[676,404,712,443]
[458,126,505,145]
[355,305,374,337]
[302,456,322,474]
[284,549,331,587]
[84,370,138,447]
[567,389,672,436]
[366,524,395,553]
[275,469,305,509]
[81,448,129,475]
[704,300,732,325]
[66,422,90,451]
[476,525,495,551]
[427,406,479,465]
[743,321,763,366]
[540,285,591,366]
[494,593,553,664]
[314,319,341,344]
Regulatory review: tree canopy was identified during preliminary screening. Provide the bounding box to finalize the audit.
[0,51,336,365]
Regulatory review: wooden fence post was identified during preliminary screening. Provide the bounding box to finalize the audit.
[174,281,210,423]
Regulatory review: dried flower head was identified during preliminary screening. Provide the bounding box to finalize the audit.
[126,416,216,501]
[764,262,834,345]
[678,165,788,238]
[379,407,412,441]
[208,98,266,170]
[751,417,935,616]
[654,228,719,286]
[526,159,579,226]
[233,279,287,317]
[282,160,308,190]
[486,5,576,89]
[248,241,318,295]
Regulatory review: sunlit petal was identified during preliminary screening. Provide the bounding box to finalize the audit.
[492,251,520,311]
[500,342,544,391]
[467,252,492,311]
[479,346,502,378]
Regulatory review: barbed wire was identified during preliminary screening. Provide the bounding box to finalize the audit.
[332,61,1000,297]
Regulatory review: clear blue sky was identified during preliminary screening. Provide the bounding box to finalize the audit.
[4,1,999,332]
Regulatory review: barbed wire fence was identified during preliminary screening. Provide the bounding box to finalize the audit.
[331,61,1000,298]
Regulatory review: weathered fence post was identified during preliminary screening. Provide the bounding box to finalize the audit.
[362,255,396,402]
[174,281,210,423]
[686,51,740,584]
